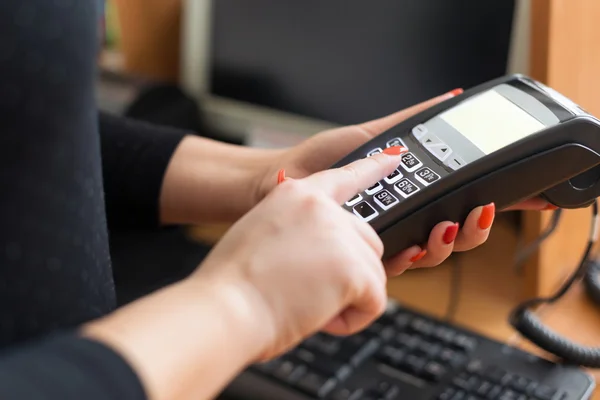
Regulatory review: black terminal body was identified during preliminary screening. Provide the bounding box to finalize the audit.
[331,74,600,259]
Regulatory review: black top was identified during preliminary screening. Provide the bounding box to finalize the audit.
[0,0,188,398]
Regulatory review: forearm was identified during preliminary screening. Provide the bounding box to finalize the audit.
[159,135,282,225]
[82,275,264,400]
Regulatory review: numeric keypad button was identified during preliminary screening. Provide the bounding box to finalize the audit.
[400,152,423,172]
[345,193,363,206]
[353,202,379,222]
[411,124,428,140]
[367,148,383,157]
[373,190,399,210]
[444,155,466,171]
[365,181,383,195]
[415,167,441,186]
[386,137,406,148]
[394,178,420,198]
[384,169,403,184]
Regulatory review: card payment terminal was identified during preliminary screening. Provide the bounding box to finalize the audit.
[332,74,600,258]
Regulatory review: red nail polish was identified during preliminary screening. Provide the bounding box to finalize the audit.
[443,223,459,244]
[277,169,286,185]
[478,203,496,230]
[448,88,464,96]
[543,204,559,211]
[382,146,408,156]
[410,249,427,263]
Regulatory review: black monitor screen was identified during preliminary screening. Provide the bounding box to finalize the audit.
[210,0,516,125]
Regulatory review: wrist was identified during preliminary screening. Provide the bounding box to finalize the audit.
[160,136,284,224]
[184,269,276,362]
[81,278,266,400]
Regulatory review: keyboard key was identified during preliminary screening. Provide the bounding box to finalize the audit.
[423,361,447,381]
[345,193,362,206]
[497,389,526,400]
[273,360,306,383]
[487,385,503,399]
[415,340,441,358]
[373,189,399,210]
[377,345,405,366]
[510,375,537,393]
[302,334,341,356]
[414,166,441,186]
[295,372,337,398]
[400,152,423,172]
[432,326,456,343]
[341,333,369,352]
[475,380,493,396]
[352,201,379,222]
[384,169,403,184]
[394,177,420,198]
[409,317,435,336]
[437,387,456,400]
[452,334,477,352]
[396,332,421,350]
[437,347,466,368]
[291,348,351,380]
[533,385,559,400]
[393,312,412,330]
[402,353,427,374]
[482,365,511,384]
[375,381,400,400]
[365,181,383,195]
[350,338,381,367]
[449,389,467,400]
[466,359,485,374]
[330,388,364,400]
[453,372,479,391]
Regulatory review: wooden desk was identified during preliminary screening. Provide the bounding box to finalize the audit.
[188,213,600,398]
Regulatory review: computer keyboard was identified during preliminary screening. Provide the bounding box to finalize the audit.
[219,300,595,400]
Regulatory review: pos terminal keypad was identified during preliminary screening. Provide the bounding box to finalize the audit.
[346,126,461,223]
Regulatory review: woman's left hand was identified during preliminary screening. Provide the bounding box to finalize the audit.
[255,90,555,275]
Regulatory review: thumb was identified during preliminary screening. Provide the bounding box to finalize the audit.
[303,146,408,204]
[359,88,463,137]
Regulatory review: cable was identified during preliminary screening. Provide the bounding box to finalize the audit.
[509,200,600,367]
[513,208,563,273]
[583,258,600,306]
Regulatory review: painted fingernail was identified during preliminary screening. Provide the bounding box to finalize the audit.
[478,202,496,230]
[277,169,286,185]
[382,146,408,156]
[543,203,559,210]
[448,88,464,96]
[410,249,427,263]
[443,223,460,244]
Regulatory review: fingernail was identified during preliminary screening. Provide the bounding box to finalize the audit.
[543,203,559,210]
[448,88,464,96]
[410,249,427,263]
[277,169,286,185]
[443,223,459,244]
[478,202,496,230]
[382,146,408,156]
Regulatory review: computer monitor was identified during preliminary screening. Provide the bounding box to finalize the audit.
[180,0,530,146]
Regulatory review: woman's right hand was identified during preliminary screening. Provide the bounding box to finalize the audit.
[194,149,407,362]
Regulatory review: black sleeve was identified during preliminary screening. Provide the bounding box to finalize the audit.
[0,334,146,400]
[99,112,188,230]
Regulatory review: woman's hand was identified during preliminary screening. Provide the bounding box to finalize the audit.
[254,90,556,270]
[196,151,409,361]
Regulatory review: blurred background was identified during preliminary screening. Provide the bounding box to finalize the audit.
[98,0,600,353]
